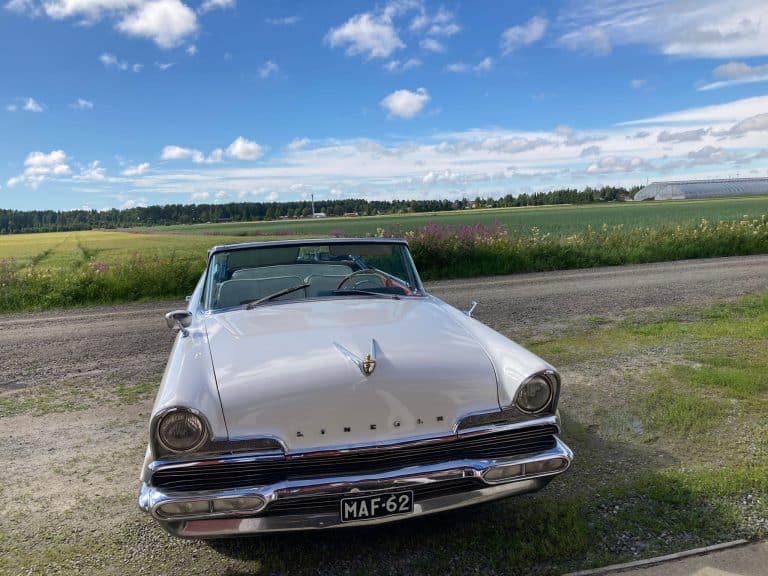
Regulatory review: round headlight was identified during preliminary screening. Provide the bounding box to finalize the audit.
[157,410,207,452]
[516,375,553,414]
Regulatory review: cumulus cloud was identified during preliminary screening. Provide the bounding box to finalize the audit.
[99,52,142,71]
[23,97,43,112]
[161,145,205,163]
[6,149,71,188]
[198,0,234,14]
[445,62,467,73]
[117,0,198,48]
[70,98,94,110]
[226,136,263,160]
[501,16,548,55]
[657,128,708,143]
[287,137,310,151]
[410,7,459,37]
[700,61,768,91]
[266,16,300,26]
[185,44,197,55]
[384,57,422,72]
[75,160,106,181]
[121,162,150,176]
[326,12,404,59]
[6,97,44,112]
[630,78,646,89]
[380,87,430,119]
[191,191,210,202]
[726,113,768,136]
[475,57,494,72]
[258,60,279,79]
[559,0,768,59]
[580,145,601,157]
[586,156,648,174]
[12,1,199,48]
[155,61,175,70]
[419,37,444,53]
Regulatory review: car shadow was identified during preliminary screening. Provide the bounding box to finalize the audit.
[200,413,737,575]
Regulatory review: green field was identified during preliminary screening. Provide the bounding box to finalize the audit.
[153,196,768,237]
[1,197,768,312]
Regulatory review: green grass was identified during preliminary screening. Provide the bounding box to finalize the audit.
[151,195,768,237]
[1,199,768,311]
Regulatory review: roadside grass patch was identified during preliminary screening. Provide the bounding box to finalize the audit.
[640,384,725,435]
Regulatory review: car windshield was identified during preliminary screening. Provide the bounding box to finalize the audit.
[203,241,424,311]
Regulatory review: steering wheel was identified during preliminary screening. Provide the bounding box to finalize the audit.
[336,269,389,290]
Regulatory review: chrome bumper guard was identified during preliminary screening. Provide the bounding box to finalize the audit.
[139,437,572,537]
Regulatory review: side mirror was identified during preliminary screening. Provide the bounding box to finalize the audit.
[464,300,478,318]
[165,310,193,336]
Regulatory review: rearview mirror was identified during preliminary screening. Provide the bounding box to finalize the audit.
[165,310,193,336]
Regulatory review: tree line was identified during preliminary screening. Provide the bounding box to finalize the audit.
[0,185,640,234]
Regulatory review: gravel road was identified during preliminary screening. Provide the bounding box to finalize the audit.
[1,254,767,394]
[1,255,767,575]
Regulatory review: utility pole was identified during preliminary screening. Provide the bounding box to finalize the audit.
[311,193,315,217]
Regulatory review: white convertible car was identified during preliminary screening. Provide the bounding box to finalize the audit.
[138,238,572,537]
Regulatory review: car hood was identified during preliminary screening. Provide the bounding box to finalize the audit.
[204,297,500,451]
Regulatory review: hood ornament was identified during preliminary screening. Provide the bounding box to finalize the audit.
[334,339,378,377]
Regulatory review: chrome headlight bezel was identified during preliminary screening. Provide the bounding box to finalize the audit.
[515,372,556,414]
[154,407,209,454]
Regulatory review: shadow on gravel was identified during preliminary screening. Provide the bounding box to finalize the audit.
[200,415,740,575]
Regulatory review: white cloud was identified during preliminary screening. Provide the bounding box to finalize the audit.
[258,60,279,79]
[420,37,444,53]
[265,191,279,202]
[75,160,106,180]
[23,97,43,112]
[410,7,459,36]
[121,162,150,176]
[191,191,210,202]
[14,1,198,48]
[198,0,234,14]
[620,95,768,125]
[381,87,430,119]
[161,145,205,163]
[99,52,142,71]
[7,149,71,188]
[384,57,422,72]
[120,198,147,209]
[70,98,94,110]
[116,0,198,48]
[326,12,404,59]
[630,78,646,89]
[559,0,768,59]
[266,16,300,26]
[560,25,611,56]
[445,62,467,73]
[215,190,229,200]
[226,136,263,160]
[586,156,648,174]
[155,61,175,70]
[580,145,601,157]
[501,16,548,55]
[475,57,494,72]
[699,61,768,90]
[727,113,768,136]
[657,128,708,143]
[185,44,197,55]
[287,137,310,151]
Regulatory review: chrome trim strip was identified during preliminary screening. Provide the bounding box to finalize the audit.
[147,415,559,473]
[139,438,572,536]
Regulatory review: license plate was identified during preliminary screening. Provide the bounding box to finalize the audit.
[340,490,414,523]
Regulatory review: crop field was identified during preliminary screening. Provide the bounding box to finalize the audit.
[152,196,768,237]
[1,197,768,312]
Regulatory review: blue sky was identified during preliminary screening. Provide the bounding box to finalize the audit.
[1,0,768,211]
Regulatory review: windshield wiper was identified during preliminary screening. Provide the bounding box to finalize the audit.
[331,289,401,300]
[244,283,311,309]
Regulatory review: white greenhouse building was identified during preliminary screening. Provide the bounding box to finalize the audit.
[635,177,768,200]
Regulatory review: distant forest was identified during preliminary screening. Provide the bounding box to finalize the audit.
[0,185,639,234]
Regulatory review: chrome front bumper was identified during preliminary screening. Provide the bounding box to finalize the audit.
[139,437,572,537]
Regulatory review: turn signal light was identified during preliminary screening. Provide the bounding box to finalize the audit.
[157,500,210,517]
[212,496,266,513]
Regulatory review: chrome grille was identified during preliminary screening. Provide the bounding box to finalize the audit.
[150,425,557,492]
